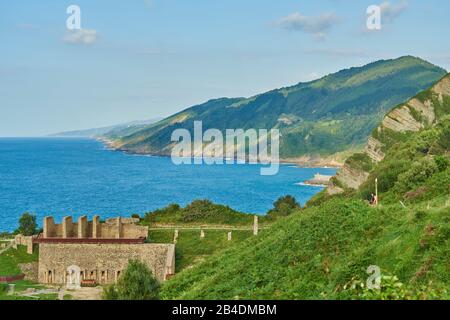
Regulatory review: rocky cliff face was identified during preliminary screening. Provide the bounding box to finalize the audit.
[365,136,385,162]
[335,164,370,190]
[330,74,450,193]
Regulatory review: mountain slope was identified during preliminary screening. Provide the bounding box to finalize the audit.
[108,56,446,160]
[331,73,450,194]
[51,118,162,138]
[159,75,450,300]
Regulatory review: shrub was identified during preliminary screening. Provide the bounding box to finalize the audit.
[434,155,449,172]
[345,153,373,172]
[267,195,301,217]
[144,200,252,225]
[103,260,160,300]
[131,214,141,220]
[0,283,8,294]
[394,158,438,194]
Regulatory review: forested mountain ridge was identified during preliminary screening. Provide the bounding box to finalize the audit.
[106,56,446,161]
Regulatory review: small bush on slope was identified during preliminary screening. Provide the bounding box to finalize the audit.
[103,260,160,300]
[143,200,255,226]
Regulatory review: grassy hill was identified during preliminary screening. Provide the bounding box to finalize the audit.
[159,76,450,300]
[108,56,446,160]
[142,200,258,226]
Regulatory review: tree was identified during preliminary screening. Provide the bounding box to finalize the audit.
[103,259,160,300]
[131,213,141,220]
[267,195,301,217]
[16,212,37,236]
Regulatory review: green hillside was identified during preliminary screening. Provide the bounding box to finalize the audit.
[159,75,450,300]
[108,56,446,160]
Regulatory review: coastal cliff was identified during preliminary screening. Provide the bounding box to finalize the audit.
[330,74,450,193]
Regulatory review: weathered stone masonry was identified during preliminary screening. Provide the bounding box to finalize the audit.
[35,215,175,285]
[38,243,175,284]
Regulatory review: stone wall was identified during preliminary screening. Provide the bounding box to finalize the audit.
[19,262,38,282]
[14,234,35,254]
[42,216,148,240]
[38,243,175,284]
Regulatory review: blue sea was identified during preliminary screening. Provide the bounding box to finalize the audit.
[0,138,336,232]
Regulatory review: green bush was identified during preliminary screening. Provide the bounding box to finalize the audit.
[267,195,301,217]
[103,260,160,300]
[0,283,8,294]
[15,213,37,236]
[394,158,438,194]
[345,153,373,172]
[434,155,449,172]
[143,200,253,225]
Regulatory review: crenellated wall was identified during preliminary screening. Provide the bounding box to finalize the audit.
[42,216,148,240]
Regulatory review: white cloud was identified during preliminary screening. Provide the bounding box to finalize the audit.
[380,0,409,24]
[275,12,339,40]
[63,29,98,45]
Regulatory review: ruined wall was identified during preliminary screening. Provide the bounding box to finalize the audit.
[19,262,38,282]
[14,234,35,254]
[38,243,175,284]
[42,216,148,240]
[122,224,148,239]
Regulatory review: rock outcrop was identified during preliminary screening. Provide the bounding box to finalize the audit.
[432,75,450,96]
[365,137,385,162]
[382,105,423,132]
[334,164,370,190]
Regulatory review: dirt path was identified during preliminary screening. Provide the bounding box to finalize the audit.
[60,287,103,300]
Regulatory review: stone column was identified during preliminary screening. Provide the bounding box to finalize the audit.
[43,216,55,238]
[116,217,122,239]
[26,237,33,254]
[253,215,259,236]
[8,284,15,295]
[62,216,73,238]
[78,216,88,238]
[200,229,205,239]
[173,229,179,243]
[227,232,232,241]
[92,215,100,238]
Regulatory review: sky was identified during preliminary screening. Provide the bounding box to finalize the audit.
[0,0,449,136]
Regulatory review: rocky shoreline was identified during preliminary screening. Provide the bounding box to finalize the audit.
[97,137,344,168]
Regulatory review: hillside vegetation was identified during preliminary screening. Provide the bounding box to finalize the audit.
[107,56,446,161]
[160,75,450,300]
[142,200,259,226]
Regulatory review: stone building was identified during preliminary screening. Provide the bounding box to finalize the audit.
[33,215,175,286]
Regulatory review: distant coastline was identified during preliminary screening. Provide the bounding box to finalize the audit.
[97,137,344,169]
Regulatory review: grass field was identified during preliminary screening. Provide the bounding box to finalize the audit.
[149,229,253,272]
[0,245,38,276]
[161,197,449,300]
